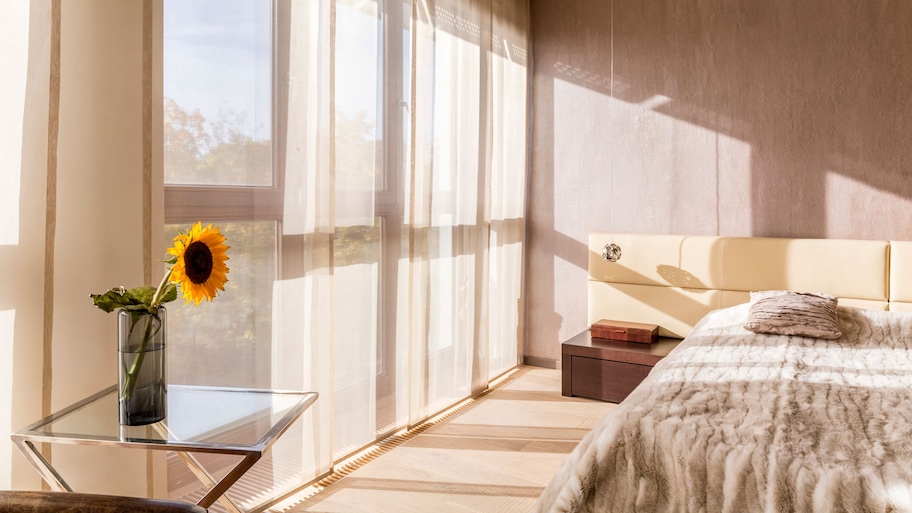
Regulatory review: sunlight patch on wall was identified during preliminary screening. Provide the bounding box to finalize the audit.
[0,1,28,246]
[639,94,672,111]
[0,309,15,488]
[551,77,615,238]
[825,170,912,238]
[552,77,753,236]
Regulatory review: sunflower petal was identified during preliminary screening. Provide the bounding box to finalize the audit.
[166,222,230,306]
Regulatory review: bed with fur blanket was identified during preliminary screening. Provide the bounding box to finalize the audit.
[535,303,912,513]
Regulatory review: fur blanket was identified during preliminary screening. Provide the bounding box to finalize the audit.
[535,304,912,512]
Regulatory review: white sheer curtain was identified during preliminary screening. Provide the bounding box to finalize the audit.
[271,0,530,484]
[409,0,529,422]
[487,0,528,379]
[271,0,335,483]
[411,0,488,422]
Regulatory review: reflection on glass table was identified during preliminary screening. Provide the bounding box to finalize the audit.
[11,386,318,513]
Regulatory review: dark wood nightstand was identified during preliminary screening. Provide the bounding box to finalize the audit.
[561,330,681,403]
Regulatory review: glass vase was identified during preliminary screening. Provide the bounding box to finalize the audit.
[118,307,167,425]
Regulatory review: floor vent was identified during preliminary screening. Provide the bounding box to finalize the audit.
[281,394,482,510]
[279,369,519,511]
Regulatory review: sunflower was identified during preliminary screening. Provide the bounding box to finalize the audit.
[167,222,230,305]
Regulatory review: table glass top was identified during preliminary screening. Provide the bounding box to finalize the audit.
[14,385,318,452]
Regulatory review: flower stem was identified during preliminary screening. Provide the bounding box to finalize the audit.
[150,269,173,309]
[121,313,156,401]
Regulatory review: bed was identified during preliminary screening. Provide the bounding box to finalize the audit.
[535,234,912,513]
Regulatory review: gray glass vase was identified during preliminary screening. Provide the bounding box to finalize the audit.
[117,307,167,425]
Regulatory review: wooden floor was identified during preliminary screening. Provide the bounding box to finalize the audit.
[282,366,616,513]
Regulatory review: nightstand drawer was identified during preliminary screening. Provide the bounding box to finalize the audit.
[569,355,652,403]
[561,330,681,403]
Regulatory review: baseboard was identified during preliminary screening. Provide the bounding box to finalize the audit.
[523,355,560,369]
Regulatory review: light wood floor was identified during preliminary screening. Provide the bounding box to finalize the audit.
[283,366,616,513]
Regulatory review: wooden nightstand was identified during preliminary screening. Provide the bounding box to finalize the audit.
[561,330,681,403]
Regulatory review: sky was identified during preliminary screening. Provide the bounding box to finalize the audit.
[163,0,381,142]
[163,0,272,141]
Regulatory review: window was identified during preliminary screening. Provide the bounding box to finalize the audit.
[161,0,529,506]
[163,1,273,188]
[163,2,290,505]
[162,0,412,500]
[163,0,277,389]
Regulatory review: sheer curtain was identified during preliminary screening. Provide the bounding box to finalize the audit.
[156,0,528,504]
[270,0,529,487]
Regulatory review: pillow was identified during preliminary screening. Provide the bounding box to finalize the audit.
[743,290,841,339]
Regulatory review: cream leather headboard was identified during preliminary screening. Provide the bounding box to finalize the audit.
[588,234,906,339]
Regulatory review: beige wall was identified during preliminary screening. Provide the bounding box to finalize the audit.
[49,0,152,496]
[525,0,912,363]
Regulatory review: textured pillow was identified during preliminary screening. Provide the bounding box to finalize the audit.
[743,290,842,339]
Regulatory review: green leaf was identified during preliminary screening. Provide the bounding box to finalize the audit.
[127,286,158,306]
[90,283,178,315]
[90,287,142,313]
[159,283,179,304]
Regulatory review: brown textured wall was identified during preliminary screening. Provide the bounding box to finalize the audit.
[525,0,912,363]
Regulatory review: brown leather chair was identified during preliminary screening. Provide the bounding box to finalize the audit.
[0,491,206,513]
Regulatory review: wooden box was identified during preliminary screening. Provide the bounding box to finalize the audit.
[590,319,659,344]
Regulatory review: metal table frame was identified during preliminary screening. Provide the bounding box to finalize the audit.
[12,385,318,513]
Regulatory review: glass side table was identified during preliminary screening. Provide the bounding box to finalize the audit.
[11,385,318,513]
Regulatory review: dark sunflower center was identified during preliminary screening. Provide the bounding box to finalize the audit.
[184,240,213,284]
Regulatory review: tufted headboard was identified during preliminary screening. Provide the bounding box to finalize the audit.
[589,234,912,339]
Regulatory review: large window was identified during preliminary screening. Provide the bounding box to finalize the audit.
[163,3,288,507]
[161,0,528,507]
[162,0,408,503]
[163,1,277,390]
